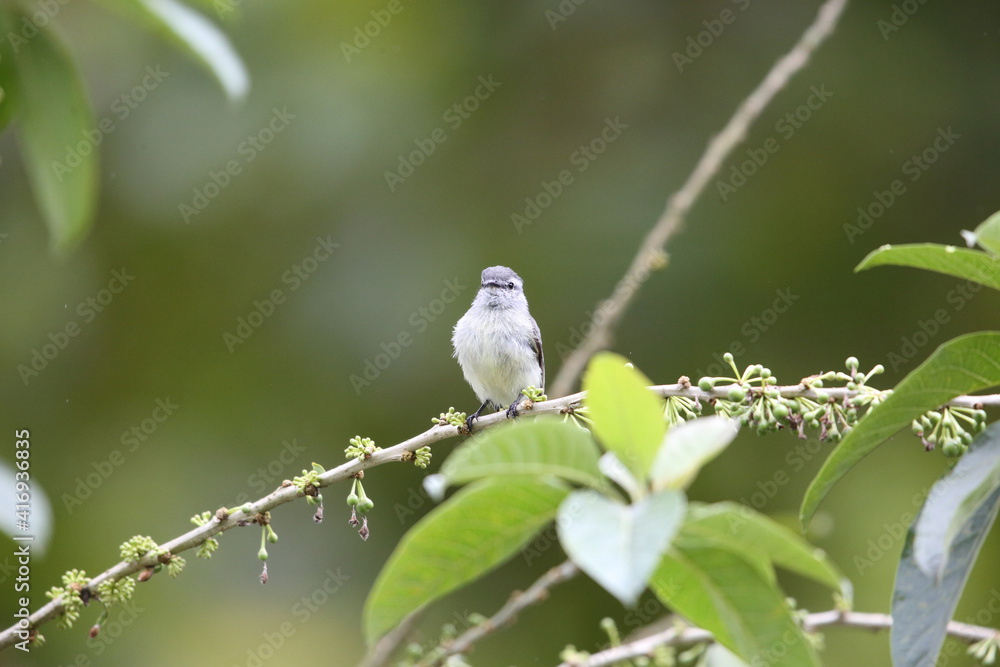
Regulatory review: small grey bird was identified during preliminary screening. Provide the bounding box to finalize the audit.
[452,266,544,430]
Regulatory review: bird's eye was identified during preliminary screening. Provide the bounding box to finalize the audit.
[507,282,515,289]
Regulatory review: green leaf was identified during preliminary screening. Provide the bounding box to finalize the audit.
[557,489,685,606]
[0,13,97,252]
[95,0,249,101]
[651,417,739,491]
[801,331,1000,526]
[652,545,820,667]
[891,485,1000,667]
[856,243,1000,291]
[439,418,607,491]
[363,477,567,644]
[913,422,1000,580]
[681,502,850,601]
[583,352,666,482]
[971,210,1000,257]
[704,644,750,667]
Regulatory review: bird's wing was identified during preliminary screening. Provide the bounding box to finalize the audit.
[531,317,545,392]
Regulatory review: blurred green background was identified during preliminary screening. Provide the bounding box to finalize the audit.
[3,0,1000,664]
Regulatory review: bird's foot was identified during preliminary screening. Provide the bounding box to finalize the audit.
[464,413,479,433]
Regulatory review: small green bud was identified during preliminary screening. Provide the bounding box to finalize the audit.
[258,546,268,561]
[772,404,789,420]
[698,377,714,391]
[845,356,859,370]
[723,352,734,363]
[358,498,374,513]
[813,391,829,403]
[728,387,746,402]
[942,441,963,457]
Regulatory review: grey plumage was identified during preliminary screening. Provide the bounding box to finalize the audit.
[452,266,544,424]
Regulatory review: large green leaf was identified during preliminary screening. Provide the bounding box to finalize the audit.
[95,0,249,100]
[801,332,1000,526]
[0,13,97,252]
[439,418,607,491]
[651,417,739,491]
[891,485,1000,667]
[583,352,666,481]
[651,546,820,667]
[682,502,849,600]
[363,477,567,644]
[913,423,1000,580]
[856,243,1000,291]
[558,489,686,606]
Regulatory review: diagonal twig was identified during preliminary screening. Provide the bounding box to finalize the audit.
[549,0,850,398]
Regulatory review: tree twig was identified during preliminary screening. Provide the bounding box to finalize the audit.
[415,560,580,667]
[549,0,850,399]
[557,610,999,667]
[359,609,424,667]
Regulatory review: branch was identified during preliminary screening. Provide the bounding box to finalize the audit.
[359,609,424,667]
[415,560,580,667]
[0,410,507,651]
[548,0,850,398]
[5,380,995,650]
[558,610,999,667]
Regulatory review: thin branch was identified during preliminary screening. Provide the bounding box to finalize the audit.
[360,609,424,667]
[415,560,580,667]
[549,0,850,398]
[4,379,995,649]
[559,610,999,667]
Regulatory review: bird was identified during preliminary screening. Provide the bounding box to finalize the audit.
[452,266,544,431]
